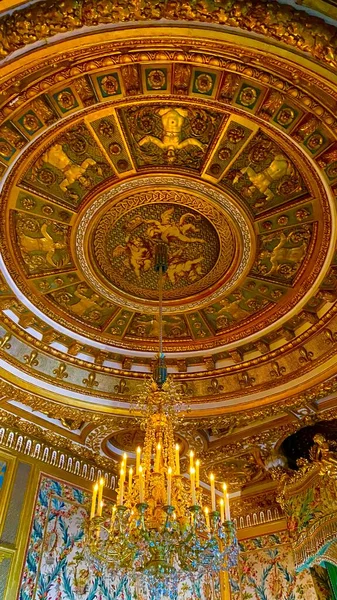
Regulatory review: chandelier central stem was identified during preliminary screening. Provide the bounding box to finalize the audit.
[154,243,168,388]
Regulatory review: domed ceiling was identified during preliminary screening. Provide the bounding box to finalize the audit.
[1,0,337,500]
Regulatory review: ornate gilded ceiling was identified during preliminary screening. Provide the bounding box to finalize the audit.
[1,0,337,497]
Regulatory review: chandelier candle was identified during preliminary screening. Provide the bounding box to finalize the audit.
[128,467,133,495]
[223,483,231,520]
[97,477,104,516]
[136,446,141,475]
[210,473,216,512]
[189,450,194,470]
[190,466,196,505]
[139,464,144,503]
[118,468,125,506]
[195,459,200,488]
[205,506,210,531]
[90,482,99,519]
[220,498,225,523]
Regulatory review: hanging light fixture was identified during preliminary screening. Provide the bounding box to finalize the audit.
[86,243,238,598]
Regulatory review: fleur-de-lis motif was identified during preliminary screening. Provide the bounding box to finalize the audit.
[0,332,11,350]
[207,378,224,394]
[270,361,286,378]
[238,371,255,388]
[114,378,129,394]
[324,328,337,344]
[299,347,314,364]
[82,372,98,388]
[23,350,39,367]
[53,363,68,380]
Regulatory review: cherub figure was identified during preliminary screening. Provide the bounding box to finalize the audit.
[33,143,100,196]
[234,154,294,202]
[216,293,249,322]
[112,236,152,279]
[18,222,68,268]
[167,254,203,284]
[260,231,308,276]
[144,208,205,244]
[310,433,337,476]
[138,107,205,163]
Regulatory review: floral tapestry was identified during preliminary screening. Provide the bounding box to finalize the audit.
[230,532,324,600]
[0,460,6,491]
[19,474,220,600]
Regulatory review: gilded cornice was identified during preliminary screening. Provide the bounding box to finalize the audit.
[1,0,337,72]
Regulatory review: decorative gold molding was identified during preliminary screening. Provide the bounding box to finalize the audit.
[0,0,337,72]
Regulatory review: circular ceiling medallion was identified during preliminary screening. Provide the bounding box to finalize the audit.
[93,200,223,301]
[76,176,252,312]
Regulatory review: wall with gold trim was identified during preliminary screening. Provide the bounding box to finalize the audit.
[0,444,328,600]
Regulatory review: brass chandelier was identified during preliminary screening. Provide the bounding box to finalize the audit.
[87,244,238,598]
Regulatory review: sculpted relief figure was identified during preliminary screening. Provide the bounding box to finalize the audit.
[234,154,294,201]
[143,208,205,244]
[112,236,152,280]
[112,208,205,281]
[259,230,310,277]
[138,107,205,164]
[18,221,69,268]
[166,254,203,285]
[33,143,99,197]
[56,283,105,322]
[310,434,337,478]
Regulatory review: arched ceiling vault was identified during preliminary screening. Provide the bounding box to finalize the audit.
[1,1,337,493]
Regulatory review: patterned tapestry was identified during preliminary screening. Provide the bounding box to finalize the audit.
[0,461,6,491]
[229,532,330,600]
[19,475,220,600]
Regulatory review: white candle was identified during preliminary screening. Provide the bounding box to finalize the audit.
[119,468,125,506]
[220,498,225,523]
[155,443,161,472]
[122,452,127,470]
[225,493,231,521]
[195,459,200,488]
[110,505,116,532]
[97,477,104,516]
[139,465,144,503]
[136,447,141,475]
[223,483,230,520]
[90,482,99,519]
[190,467,196,505]
[128,467,133,495]
[210,473,216,512]
[175,444,180,475]
[190,450,194,470]
[167,466,172,505]
[205,506,210,531]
